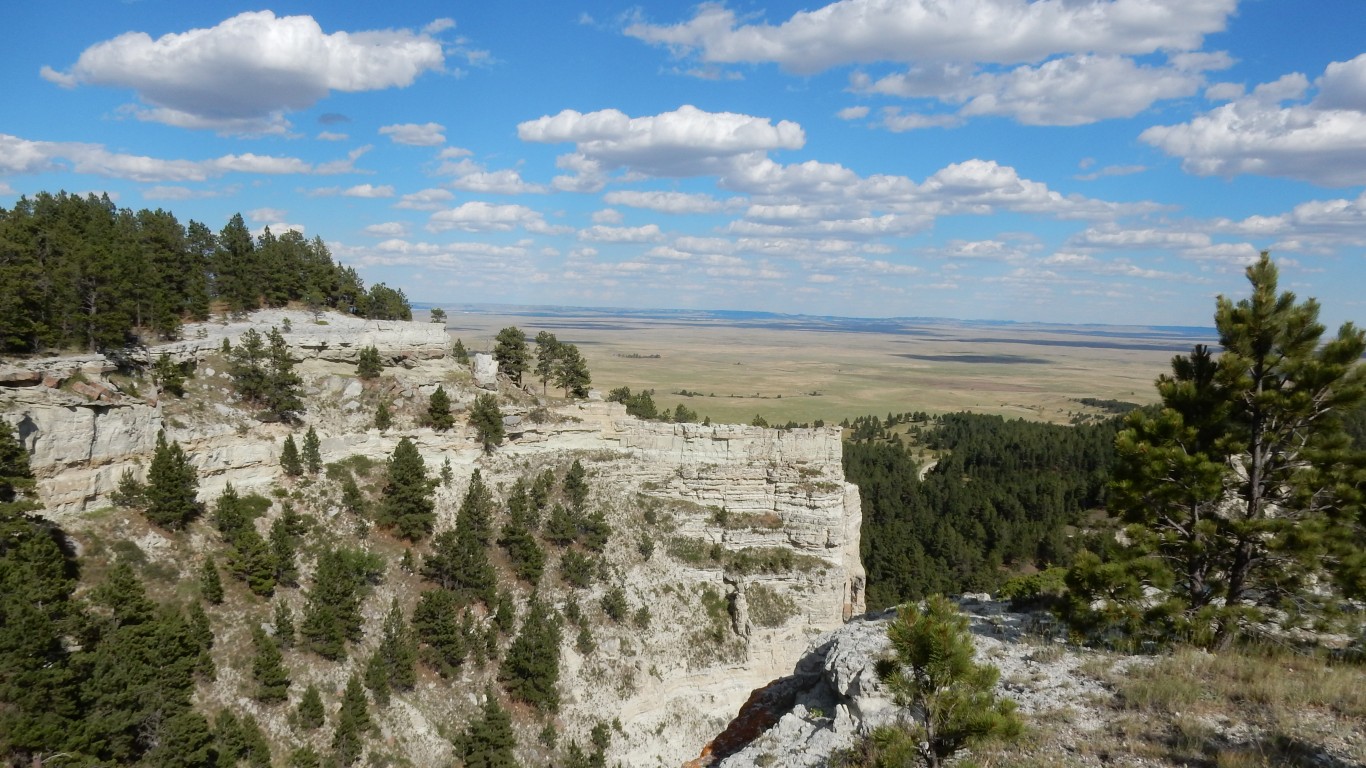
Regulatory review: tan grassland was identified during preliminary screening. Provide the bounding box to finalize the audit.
[438,309,1210,425]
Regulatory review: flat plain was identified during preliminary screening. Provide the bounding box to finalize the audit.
[438,306,1216,426]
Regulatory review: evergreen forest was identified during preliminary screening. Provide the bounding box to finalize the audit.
[845,411,1122,610]
[0,191,411,354]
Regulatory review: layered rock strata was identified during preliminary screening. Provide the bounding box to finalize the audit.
[0,313,865,767]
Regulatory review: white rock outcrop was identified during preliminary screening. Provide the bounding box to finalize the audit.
[1,312,865,768]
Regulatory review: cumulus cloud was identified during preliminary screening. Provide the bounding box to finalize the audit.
[603,189,740,214]
[363,222,410,237]
[631,2,1235,128]
[395,188,454,211]
[1142,54,1366,186]
[427,201,558,233]
[1074,164,1147,181]
[0,132,323,182]
[626,0,1235,74]
[436,156,547,194]
[380,122,446,146]
[310,184,394,198]
[518,104,804,177]
[578,223,665,243]
[41,11,447,134]
[859,53,1227,128]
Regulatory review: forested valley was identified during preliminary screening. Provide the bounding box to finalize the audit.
[0,191,411,355]
[844,411,1123,610]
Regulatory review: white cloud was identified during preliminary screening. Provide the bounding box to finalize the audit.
[317,131,349,141]
[313,183,394,198]
[42,11,446,134]
[551,153,607,193]
[836,106,869,120]
[626,0,1236,74]
[879,109,961,132]
[343,184,394,198]
[0,132,319,182]
[1074,164,1147,181]
[437,157,547,194]
[380,122,446,146]
[1142,54,1366,186]
[247,207,287,223]
[1212,191,1366,252]
[603,189,739,214]
[591,208,624,224]
[362,222,409,237]
[578,224,665,243]
[140,183,232,198]
[395,188,454,211]
[861,53,1226,127]
[315,145,372,175]
[518,104,804,177]
[427,201,553,233]
[959,55,1212,125]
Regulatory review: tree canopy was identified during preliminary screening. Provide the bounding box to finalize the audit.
[0,192,409,353]
[1067,253,1366,648]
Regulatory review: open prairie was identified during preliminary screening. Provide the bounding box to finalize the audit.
[437,307,1216,426]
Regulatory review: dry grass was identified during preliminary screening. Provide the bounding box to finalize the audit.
[1090,646,1366,767]
[443,311,1187,426]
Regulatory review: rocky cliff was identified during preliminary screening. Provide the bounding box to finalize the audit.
[0,310,863,767]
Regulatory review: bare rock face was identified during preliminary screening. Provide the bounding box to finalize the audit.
[711,598,1111,768]
[1,318,867,768]
[472,352,498,390]
[150,309,450,365]
[1,385,163,517]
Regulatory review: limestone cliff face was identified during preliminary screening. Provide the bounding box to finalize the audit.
[0,312,864,767]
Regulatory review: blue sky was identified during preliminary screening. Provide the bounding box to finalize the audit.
[3,1,1365,327]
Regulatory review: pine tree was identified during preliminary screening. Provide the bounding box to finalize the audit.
[332,674,373,766]
[535,330,561,395]
[453,688,517,768]
[440,457,454,487]
[273,599,295,648]
[364,598,417,706]
[269,506,302,587]
[374,400,393,431]
[296,684,325,730]
[227,524,277,597]
[499,508,545,585]
[288,746,323,768]
[200,557,224,604]
[452,338,470,364]
[376,437,434,541]
[423,470,496,604]
[187,601,216,679]
[552,343,591,398]
[302,426,322,474]
[1070,253,1366,648]
[412,588,470,677]
[0,421,38,515]
[263,326,304,422]
[251,624,290,703]
[427,385,454,431]
[299,548,382,660]
[469,393,504,452]
[875,596,1021,768]
[563,459,589,513]
[144,430,200,530]
[493,326,529,385]
[356,345,382,380]
[280,434,303,476]
[499,595,562,712]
